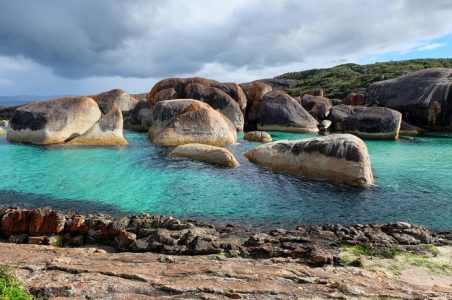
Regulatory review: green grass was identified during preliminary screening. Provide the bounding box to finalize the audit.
[394,252,452,275]
[0,266,32,300]
[276,58,452,99]
[340,244,373,256]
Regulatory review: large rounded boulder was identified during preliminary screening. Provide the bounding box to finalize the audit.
[366,68,452,130]
[256,91,319,133]
[301,94,333,120]
[244,134,374,187]
[329,104,402,139]
[8,97,101,145]
[170,143,239,167]
[184,83,244,130]
[67,105,128,145]
[149,99,237,147]
[146,77,246,130]
[92,89,138,116]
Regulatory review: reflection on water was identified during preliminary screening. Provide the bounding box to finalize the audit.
[0,131,451,230]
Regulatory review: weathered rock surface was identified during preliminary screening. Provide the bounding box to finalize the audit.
[256,91,319,133]
[149,99,237,147]
[343,93,365,106]
[170,143,239,167]
[184,83,244,130]
[329,105,402,139]
[0,119,9,127]
[301,94,333,120]
[3,243,451,299]
[244,131,272,143]
[244,134,374,186]
[124,100,153,131]
[7,97,101,145]
[0,207,451,299]
[67,105,128,145]
[366,68,452,130]
[92,89,138,116]
[1,207,449,261]
[146,77,247,128]
[0,127,5,136]
[241,82,273,102]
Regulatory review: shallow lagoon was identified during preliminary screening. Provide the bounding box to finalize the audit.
[0,131,451,230]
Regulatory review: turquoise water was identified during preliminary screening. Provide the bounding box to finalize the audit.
[0,131,451,230]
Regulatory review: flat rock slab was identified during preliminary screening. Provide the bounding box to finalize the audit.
[1,243,450,299]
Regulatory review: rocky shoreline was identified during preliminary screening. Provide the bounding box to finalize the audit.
[1,207,452,299]
[1,207,451,266]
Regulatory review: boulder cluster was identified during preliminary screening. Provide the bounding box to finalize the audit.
[2,68,451,186]
[0,207,450,266]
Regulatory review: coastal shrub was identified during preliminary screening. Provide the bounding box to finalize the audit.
[277,58,452,98]
[0,266,32,300]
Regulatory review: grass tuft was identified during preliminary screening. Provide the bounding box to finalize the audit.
[0,265,32,300]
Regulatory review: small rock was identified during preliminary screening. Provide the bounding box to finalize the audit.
[28,236,46,245]
[8,234,28,244]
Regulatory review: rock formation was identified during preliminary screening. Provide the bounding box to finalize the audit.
[67,105,128,145]
[170,143,239,167]
[184,83,244,130]
[244,134,374,186]
[342,93,365,106]
[244,131,272,142]
[0,120,9,127]
[329,105,402,139]
[301,94,333,120]
[146,77,247,129]
[92,89,139,116]
[149,99,237,147]
[366,68,452,130]
[7,97,102,145]
[123,101,153,131]
[0,127,6,136]
[256,91,319,133]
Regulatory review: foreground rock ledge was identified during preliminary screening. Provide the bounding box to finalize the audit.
[244,134,374,186]
[0,207,451,299]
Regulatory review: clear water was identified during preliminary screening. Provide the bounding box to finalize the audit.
[0,131,451,230]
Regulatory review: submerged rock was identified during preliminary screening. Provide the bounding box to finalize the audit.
[329,105,402,139]
[366,68,452,130]
[244,134,374,186]
[149,99,237,147]
[244,131,272,143]
[170,143,239,167]
[8,97,101,145]
[256,91,319,133]
[67,105,128,146]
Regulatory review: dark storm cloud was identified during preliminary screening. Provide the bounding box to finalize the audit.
[0,0,451,80]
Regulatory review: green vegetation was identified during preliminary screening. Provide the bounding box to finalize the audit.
[0,266,32,300]
[340,244,373,256]
[394,251,452,274]
[277,58,452,99]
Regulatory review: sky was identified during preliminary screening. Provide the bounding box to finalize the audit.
[0,0,451,96]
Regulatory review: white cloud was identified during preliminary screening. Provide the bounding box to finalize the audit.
[416,43,445,51]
